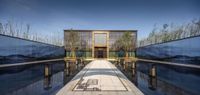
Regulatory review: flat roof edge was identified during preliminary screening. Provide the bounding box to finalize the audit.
[64,29,137,32]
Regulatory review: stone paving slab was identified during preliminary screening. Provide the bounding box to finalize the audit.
[56,60,144,95]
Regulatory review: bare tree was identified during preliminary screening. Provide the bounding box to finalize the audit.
[65,29,80,58]
[26,24,30,39]
[138,18,200,47]
[0,23,3,34]
[0,20,63,46]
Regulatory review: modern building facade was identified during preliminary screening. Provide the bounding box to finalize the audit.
[64,30,137,58]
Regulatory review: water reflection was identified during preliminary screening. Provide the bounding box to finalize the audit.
[0,60,85,95]
[136,36,200,65]
[132,70,138,86]
[44,75,52,90]
[137,72,197,95]
[117,61,200,95]
[148,76,157,90]
[1,59,199,95]
[43,64,52,90]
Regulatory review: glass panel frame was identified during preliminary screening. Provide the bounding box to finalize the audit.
[94,33,107,46]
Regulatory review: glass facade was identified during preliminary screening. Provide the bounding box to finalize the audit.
[64,30,137,58]
[136,36,200,64]
[94,33,107,46]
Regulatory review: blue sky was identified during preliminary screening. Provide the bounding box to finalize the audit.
[0,0,200,40]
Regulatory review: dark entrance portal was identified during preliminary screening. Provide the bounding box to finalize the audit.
[94,47,107,58]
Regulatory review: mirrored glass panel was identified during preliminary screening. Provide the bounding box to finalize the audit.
[94,33,107,46]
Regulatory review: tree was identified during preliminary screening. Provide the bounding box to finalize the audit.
[65,29,80,58]
[138,18,200,47]
[8,20,16,36]
[192,19,200,36]
[162,24,169,42]
[0,23,3,34]
[119,31,134,58]
[4,23,8,35]
[149,30,156,44]
[25,24,30,39]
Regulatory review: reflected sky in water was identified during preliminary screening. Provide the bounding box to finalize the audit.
[120,61,200,95]
[0,60,200,95]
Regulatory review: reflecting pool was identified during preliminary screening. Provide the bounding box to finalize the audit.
[0,60,85,95]
[117,61,200,95]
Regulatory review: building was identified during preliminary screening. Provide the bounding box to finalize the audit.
[64,30,137,58]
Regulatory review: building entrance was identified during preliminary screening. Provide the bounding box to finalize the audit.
[94,47,107,58]
[92,32,109,58]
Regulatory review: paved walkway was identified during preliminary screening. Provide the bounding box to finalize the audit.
[56,60,143,95]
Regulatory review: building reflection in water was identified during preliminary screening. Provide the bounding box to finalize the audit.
[137,71,195,95]
[44,75,52,90]
[124,61,198,95]
[148,76,157,90]
[63,61,70,85]
[148,64,157,90]
[0,60,198,95]
[43,63,52,90]
[132,62,138,86]
[0,61,84,95]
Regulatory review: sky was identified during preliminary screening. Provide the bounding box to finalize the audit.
[0,0,200,40]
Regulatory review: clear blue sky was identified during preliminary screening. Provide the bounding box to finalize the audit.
[0,0,200,40]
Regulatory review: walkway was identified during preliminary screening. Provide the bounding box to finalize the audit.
[56,60,143,95]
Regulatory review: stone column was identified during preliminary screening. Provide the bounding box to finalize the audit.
[44,64,51,77]
[64,61,69,76]
[44,64,52,90]
[123,60,126,71]
[149,64,156,77]
[44,75,51,90]
[148,76,157,90]
[132,62,136,76]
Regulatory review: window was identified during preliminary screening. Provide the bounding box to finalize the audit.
[94,33,107,46]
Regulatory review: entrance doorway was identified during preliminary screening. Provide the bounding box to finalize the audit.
[94,47,107,58]
[92,31,109,58]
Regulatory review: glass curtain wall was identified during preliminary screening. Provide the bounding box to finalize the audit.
[64,30,92,58]
[64,30,137,58]
[109,31,137,58]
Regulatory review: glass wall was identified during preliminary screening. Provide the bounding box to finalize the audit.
[109,31,137,58]
[0,34,64,64]
[94,33,107,46]
[64,30,137,58]
[64,30,92,58]
[136,36,200,65]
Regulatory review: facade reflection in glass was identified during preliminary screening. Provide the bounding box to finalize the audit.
[94,33,107,46]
